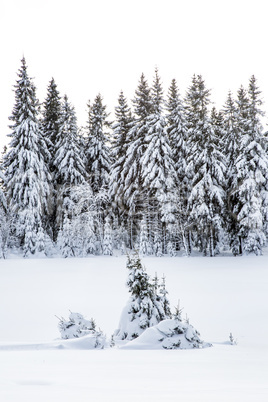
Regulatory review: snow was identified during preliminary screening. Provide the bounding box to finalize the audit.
[0,253,268,401]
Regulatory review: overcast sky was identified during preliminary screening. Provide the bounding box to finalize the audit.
[1,0,267,150]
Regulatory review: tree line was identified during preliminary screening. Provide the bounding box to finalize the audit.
[0,57,267,258]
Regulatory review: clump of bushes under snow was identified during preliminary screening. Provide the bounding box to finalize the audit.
[57,311,106,349]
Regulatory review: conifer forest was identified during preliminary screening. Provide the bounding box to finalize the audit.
[1,57,268,258]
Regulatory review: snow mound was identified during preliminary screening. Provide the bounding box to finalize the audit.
[121,318,212,350]
[0,334,106,351]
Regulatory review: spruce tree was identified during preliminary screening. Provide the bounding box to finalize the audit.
[54,95,86,187]
[42,78,61,167]
[54,95,86,246]
[110,91,133,238]
[85,94,111,193]
[114,253,167,341]
[230,77,268,254]
[4,57,52,256]
[166,78,187,186]
[120,74,152,211]
[42,78,62,240]
[140,69,177,244]
[166,79,189,252]
[111,91,133,161]
[222,91,241,253]
[185,75,226,256]
[111,74,152,248]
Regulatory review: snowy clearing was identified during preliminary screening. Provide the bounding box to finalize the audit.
[0,253,268,401]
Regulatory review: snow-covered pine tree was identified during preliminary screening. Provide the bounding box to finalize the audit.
[229,77,268,254]
[185,75,226,256]
[221,91,242,253]
[103,216,113,255]
[85,94,112,194]
[166,78,189,252]
[53,95,87,253]
[159,274,172,318]
[54,95,86,187]
[114,253,167,341]
[42,78,61,167]
[110,91,134,245]
[166,78,187,188]
[117,74,153,248]
[42,78,62,241]
[3,57,52,256]
[140,69,178,255]
[111,91,133,161]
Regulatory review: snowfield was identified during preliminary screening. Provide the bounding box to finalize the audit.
[0,252,268,401]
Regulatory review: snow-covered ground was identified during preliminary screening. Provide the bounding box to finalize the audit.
[0,252,268,401]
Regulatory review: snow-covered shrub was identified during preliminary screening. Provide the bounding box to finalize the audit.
[121,317,211,350]
[58,311,105,348]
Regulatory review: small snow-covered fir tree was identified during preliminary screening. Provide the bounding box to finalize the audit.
[103,216,113,255]
[3,57,52,256]
[159,274,172,318]
[139,217,153,256]
[114,253,169,341]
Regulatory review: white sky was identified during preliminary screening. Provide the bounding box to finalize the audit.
[1,0,268,151]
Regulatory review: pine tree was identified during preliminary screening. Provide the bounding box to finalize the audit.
[120,74,152,213]
[54,95,86,244]
[3,58,52,256]
[111,91,133,160]
[140,69,178,244]
[166,79,189,253]
[86,94,111,193]
[110,74,153,248]
[166,78,187,186]
[42,78,61,167]
[185,75,226,256]
[110,91,133,240]
[159,274,172,318]
[114,253,166,341]
[54,95,86,187]
[230,77,268,254]
[222,91,242,253]
[42,78,62,241]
